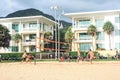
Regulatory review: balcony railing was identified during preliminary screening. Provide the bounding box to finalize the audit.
[72,25,88,31]
[79,37,92,40]
[74,37,92,43]
[21,25,44,32]
[22,39,36,46]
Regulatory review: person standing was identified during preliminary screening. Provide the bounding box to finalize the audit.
[88,49,94,64]
[76,49,81,62]
[21,50,27,63]
[115,49,119,60]
[0,54,1,62]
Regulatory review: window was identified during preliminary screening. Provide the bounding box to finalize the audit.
[79,33,91,40]
[29,34,36,39]
[96,44,104,49]
[96,32,104,40]
[115,17,119,23]
[10,46,18,52]
[115,29,120,36]
[23,24,25,28]
[78,20,91,27]
[115,43,120,49]
[43,23,45,31]
[80,43,91,50]
[95,19,104,28]
[12,24,19,32]
[39,23,41,30]
[29,46,35,52]
[29,23,37,28]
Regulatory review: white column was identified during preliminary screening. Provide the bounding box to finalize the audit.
[72,17,74,28]
[105,33,110,50]
[19,21,22,52]
[92,16,95,25]
[92,16,96,51]
[41,34,44,51]
[41,22,44,31]
[37,19,40,30]
[36,31,40,52]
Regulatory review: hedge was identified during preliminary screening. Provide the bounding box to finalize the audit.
[69,51,100,59]
[0,52,40,61]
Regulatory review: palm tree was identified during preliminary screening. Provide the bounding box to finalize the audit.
[103,21,114,50]
[44,31,52,39]
[0,24,11,48]
[65,26,74,51]
[87,25,97,51]
[12,33,22,51]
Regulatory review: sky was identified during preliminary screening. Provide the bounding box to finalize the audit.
[0,0,120,22]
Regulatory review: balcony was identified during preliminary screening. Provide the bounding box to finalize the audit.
[22,28,38,31]
[20,25,44,32]
[72,25,88,31]
[75,37,92,43]
[22,39,36,46]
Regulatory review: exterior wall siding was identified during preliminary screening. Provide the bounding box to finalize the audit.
[65,10,120,51]
[0,16,54,53]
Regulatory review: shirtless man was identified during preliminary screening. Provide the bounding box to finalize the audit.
[88,49,94,64]
[21,50,27,63]
[26,53,31,63]
[76,49,81,62]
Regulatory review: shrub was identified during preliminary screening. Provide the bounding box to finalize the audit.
[0,52,39,61]
[69,51,99,59]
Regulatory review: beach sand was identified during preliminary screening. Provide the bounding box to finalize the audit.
[0,61,120,80]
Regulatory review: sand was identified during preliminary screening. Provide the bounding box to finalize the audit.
[0,61,120,80]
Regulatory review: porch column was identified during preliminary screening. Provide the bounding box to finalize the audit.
[92,16,96,51]
[41,33,44,51]
[37,19,40,30]
[36,31,40,52]
[18,21,22,52]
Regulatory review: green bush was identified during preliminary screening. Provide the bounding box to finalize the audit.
[69,51,77,57]
[69,51,99,59]
[69,51,88,58]
[0,52,39,61]
[94,52,100,59]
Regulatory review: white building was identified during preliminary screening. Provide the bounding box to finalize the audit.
[0,16,55,53]
[65,10,120,51]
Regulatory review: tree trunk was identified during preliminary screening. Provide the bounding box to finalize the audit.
[92,36,94,51]
[109,34,111,50]
[93,35,96,51]
[17,42,18,52]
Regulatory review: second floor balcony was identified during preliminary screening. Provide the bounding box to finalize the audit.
[74,37,92,43]
[21,26,44,32]
[79,37,92,40]
[22,39,36,46]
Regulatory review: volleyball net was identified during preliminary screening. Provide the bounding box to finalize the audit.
[35,37,70,52]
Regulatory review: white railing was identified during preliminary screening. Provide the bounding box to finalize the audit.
[22,39,36,46]
[79,37,92,40]
[73,25,88,30]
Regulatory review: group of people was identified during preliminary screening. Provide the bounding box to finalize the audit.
[58,49,94,64]
[21,50,33,63]
[76,49,94,64]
